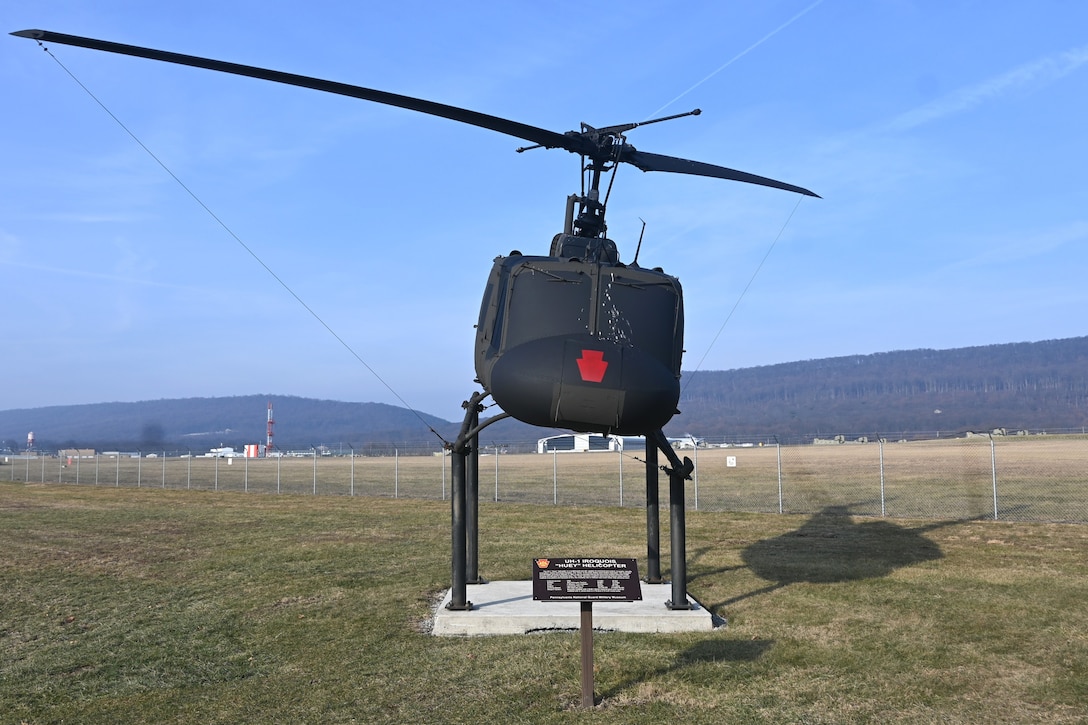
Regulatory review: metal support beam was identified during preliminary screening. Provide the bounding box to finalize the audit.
[446,391,505,611]
[447,445,472,610]
[466,403,484,584]
[667,463,692,610]
[644,438,662,583]
[650,430,694,610]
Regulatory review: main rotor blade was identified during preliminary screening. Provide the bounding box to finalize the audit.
[11,29,595,156]
[623,148,820,198]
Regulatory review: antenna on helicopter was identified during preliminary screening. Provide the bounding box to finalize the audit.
[633,218,647,266]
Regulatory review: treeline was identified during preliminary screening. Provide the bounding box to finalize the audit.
[5,337,1088,449]
[669,337,1088,440]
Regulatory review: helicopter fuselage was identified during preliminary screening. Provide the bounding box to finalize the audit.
[475,243,684,435]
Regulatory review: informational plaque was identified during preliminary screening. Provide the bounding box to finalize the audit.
[532,557,642,602]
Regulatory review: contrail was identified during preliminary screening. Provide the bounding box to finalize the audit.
[885,43,1088,133]
[647,0,825,119]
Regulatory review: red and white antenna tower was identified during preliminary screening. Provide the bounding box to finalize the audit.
[266,401,275,454]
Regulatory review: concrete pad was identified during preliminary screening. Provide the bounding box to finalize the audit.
[431,580,722,636]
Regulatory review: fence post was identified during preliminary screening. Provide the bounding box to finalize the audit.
[312,448,317,495]
[553,450,558,505]
[879,438,886,517]
[693,444,699,511]
[990,434,999,520]
[776,441,784,514]
[618,446,623,507]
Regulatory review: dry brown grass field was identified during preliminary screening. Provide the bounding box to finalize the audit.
[6,434,1087,522]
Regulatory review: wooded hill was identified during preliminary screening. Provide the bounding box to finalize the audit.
[2,337,1086,450]
[673,336,1088,442]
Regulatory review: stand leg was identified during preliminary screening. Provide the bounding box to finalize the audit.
[645,438,662,583]
[447,447,472,610]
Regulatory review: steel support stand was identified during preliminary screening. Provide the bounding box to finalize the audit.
[651,430,694,610]
[466,403,484,584]
[644,438,662,583]
[447,446,472,610]
[666,462,692,610]
[447,392,505,611]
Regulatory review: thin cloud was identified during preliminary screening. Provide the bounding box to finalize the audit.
[0,259,214,293]
[885,44,1088,133]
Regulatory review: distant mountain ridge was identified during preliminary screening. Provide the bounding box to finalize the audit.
[3,337,1086,449]
[675,336,1088,441]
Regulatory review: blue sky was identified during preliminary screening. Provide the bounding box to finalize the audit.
[3,1,1086,420]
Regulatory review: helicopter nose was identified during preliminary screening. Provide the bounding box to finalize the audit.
[489,335,679,435]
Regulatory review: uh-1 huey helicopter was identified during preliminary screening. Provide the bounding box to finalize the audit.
[13,28,818,439]
[14,28,818,611]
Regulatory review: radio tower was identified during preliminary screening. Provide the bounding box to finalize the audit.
[266,401,275,455]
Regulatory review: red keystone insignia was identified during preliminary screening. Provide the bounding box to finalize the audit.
[576,349,608,383]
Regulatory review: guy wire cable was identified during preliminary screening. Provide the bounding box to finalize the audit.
[27,38,448,444]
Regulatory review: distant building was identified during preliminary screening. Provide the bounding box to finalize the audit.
[537,433,622,454]
[58,448,96,459]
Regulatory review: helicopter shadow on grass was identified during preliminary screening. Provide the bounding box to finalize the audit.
[598,509,985,703]
[710,505,964,613]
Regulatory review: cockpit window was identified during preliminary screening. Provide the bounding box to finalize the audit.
[503,266,589,347]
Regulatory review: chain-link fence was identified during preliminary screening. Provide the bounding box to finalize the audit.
[3,434,1086,523]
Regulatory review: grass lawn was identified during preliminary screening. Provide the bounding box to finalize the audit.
[2,482,1087,723]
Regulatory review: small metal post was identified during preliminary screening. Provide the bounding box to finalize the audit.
[580,601,595,708]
